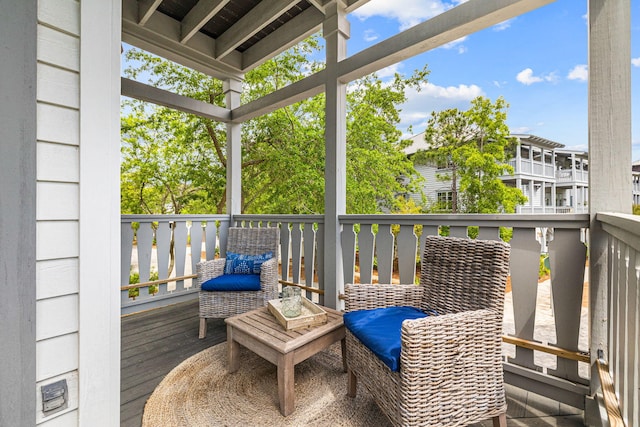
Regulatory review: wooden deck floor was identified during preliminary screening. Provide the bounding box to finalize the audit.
[121,299,585,427]
[120,298,224,427]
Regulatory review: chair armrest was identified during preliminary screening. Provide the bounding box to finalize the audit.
[196,259,226,285]
[259,257,278,293]
[400,309,503,374]
[344,284,424,312]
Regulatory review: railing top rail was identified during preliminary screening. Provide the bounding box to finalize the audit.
[597,212,640,252]
[121,214,229,221]
[339,213,590,228]
[235,214,325,222]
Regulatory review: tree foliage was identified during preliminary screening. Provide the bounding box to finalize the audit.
[121,38,427,215]
[413,96,526,213]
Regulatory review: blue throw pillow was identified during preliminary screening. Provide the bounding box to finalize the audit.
[224,251,273,275]
[201,274,261,291]
[344,306,437,372]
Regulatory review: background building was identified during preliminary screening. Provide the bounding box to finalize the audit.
[406,133,594,214]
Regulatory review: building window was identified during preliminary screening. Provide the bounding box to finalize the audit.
[437,191,453,211]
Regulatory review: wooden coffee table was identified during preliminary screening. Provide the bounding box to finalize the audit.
[225,305,346,416]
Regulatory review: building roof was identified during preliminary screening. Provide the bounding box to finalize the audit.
[403,132,566,156]
[511,134,564,149]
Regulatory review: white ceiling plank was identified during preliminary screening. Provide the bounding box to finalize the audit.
[180,0,231,44]
[241,7,324,71]
[215,0,297,60]
[338,0,555,83]
[232,71,326,122]
[123,0,243,79]
[122,78,232,122]
[138,0,163,25]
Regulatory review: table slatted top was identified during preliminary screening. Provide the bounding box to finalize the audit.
[225,306,344,353]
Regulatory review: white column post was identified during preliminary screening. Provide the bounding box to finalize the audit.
[79,0,122,424]
[225,78,243,219]
[587,0,632,419]
[323,3,349,309]
[516,177,522,213]
[0,1,37,424]
[530,180,535,212]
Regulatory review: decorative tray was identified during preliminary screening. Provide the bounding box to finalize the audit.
[268,296,327,331]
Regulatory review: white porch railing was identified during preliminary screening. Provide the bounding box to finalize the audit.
[121,212,608,415]
[237,213,592,410]
[120,215,230,315]
[597,213,640,426]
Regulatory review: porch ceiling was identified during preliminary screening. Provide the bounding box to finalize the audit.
[122,0,370,80]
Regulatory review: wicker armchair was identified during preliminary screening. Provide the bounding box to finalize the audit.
[344,235,511,427]
[197,227,280,338]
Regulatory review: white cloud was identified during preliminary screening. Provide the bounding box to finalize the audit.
[397,82,485,135]
[352,0,453,31]
[511,126,533,134]
[632,57,640,67]
[363,29,378,42]
[376,64,401,79]
[568,64,588,81]
[516,68,542,85]
[516,68,557,85]
[493,19,513,31]
[440,36,467,52]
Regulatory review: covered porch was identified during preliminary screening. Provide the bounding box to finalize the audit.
[1,0,634,426]
[116,0,634,425]
[120,212,639,426]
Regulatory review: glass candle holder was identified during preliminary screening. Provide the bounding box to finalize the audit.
[281,286,302,318]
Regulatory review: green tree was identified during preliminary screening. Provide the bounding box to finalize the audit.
[414,96,526,213]
[121,39,428,215]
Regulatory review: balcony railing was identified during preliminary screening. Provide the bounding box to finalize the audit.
[597,213,640,426]
[556,169,589,183]
[121,212,638,423]
[120,214,230,314]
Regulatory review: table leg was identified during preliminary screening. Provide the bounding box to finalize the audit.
[227,325,240,373]
[340,337,347,372]
[277,352,295,416]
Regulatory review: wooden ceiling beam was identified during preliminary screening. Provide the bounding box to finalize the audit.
[241,6,324,71]
[122,78,232,122]
[123,0,243,79]
[215,0,297,60]
[180,0,231,44]
[138,0,163,25]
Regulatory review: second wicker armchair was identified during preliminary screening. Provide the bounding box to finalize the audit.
[196,227,280,338]
[344,235,511,427]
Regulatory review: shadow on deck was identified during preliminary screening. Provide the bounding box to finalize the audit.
[121,299,585,427]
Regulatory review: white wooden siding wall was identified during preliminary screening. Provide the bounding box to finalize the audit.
[35,0,81,424]
[412,164,452,207]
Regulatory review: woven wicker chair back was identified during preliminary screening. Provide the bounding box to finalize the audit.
[226,227,280,262]
[419,235,510,315]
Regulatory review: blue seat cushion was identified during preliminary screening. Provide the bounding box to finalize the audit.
[201,274,261,291]
[344,306,437,372]
[224,251,273,275]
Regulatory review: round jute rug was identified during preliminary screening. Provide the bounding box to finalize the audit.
[142,342,391,427]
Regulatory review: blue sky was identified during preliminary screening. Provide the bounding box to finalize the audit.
[345,0,640,160]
